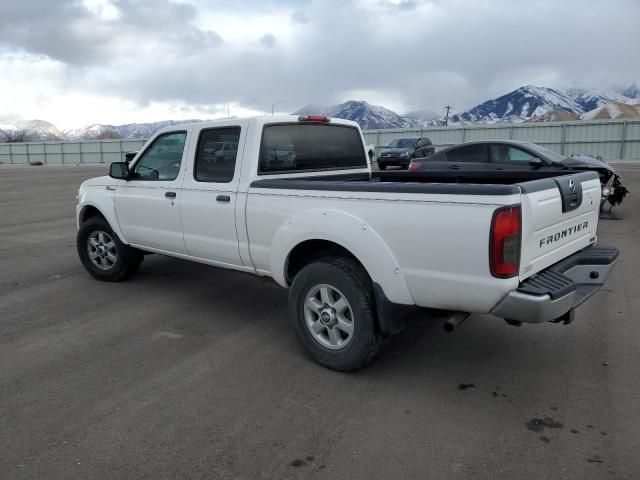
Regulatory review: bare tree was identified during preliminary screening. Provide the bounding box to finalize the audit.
[0,129,29,143]
[95,129,122,140]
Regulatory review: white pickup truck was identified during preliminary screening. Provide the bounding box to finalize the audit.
[76,115,618,370]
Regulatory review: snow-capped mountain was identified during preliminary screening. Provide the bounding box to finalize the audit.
[2,84,639,143]
[450,85,584,124]
[293,104,330,117]
[580,101,640,121]
[6,119,66,141]
[526,110,580,123]
[66,120,203,140]
[0,118,209,142]
[568,87,632,111]
[447,84,640,125]
[403,109,441,126]
[621,84,640,99]
[293,100,413,129]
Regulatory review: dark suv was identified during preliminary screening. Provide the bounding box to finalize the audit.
[377,137,434,170]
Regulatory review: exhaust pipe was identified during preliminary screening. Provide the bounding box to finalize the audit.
[444,312,470,333]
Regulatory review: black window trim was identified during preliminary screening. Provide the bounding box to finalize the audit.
[130,129,188,182]
[257,122,368,176]
[193,125,243,184]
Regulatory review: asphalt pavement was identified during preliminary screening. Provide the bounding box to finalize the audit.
[1,164,639,479]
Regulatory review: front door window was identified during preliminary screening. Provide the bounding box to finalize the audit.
[132,132,187,181]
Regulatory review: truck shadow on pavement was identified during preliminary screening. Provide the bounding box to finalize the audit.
[133,253,576,383]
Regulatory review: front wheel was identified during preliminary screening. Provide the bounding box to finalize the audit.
[288,257,386,371]
[77,217,143,282]
[378,163,387,170]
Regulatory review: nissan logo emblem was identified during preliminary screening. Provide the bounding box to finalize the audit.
[568,179,576,192]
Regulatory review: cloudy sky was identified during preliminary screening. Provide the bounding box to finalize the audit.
[1,0,638,128]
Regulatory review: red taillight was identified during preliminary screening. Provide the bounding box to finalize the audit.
[408,161,420,172]
[298,115,329,122]
[490,205,521,278]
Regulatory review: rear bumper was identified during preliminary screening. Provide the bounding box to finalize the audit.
[491,246,619,324]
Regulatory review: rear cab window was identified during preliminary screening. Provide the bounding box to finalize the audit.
[259,123,367,175]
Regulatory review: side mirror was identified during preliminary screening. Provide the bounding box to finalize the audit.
[529,157,544,167]
[109,162,130,180]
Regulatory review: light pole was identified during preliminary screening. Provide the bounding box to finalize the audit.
[271,99,284,115]
[444,105,451,126]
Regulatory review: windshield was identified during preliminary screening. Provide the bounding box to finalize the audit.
[388,138,417,148]
[522,142,567,163]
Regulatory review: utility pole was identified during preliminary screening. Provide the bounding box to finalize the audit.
[444,105,452,127]
[226,104,230,119]
[271,99,284,115]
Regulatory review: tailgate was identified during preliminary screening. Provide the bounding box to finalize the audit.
[518,171,601,280]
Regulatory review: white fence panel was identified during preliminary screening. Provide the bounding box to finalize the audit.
[0,138,149,164]
[363,119,640,161]
[1,120,639,164]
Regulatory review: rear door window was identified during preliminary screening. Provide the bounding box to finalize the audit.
[194,127,241,183]
[259,124,367,174]
[446,144,487,163]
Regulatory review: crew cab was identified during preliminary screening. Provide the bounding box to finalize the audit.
[76,115,618,371]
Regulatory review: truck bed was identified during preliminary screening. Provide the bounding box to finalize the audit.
[250,169,597,196]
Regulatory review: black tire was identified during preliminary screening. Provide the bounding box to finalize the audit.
[288,257,386,371]
[77,217,143,282]
[378,164,387,170]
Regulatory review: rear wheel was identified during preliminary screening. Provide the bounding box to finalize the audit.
[77,217,143,282]
[288,257,385,371]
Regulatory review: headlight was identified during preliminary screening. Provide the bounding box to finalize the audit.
[400,151,410,157]
[601,174,615,198]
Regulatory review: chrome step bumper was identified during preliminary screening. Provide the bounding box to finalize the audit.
[491,246,619,324]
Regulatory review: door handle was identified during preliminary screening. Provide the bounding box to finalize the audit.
[165,191,177,198]
[448,165,461,170]
[216,195,231,203]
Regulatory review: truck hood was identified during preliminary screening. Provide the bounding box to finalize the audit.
[80,175,114,189]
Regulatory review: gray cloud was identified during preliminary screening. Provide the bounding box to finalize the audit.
[386,1,417,12]
[291,9,309,23]
[259,33,277,48]
[1,0,639,117]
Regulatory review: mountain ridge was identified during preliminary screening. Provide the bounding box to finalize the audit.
[293,100,413,129]
[2,84,639,141]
